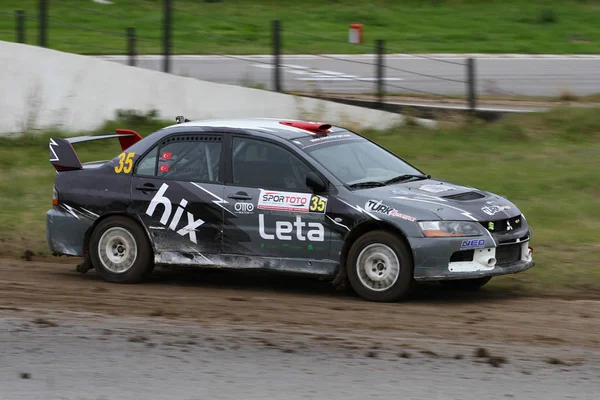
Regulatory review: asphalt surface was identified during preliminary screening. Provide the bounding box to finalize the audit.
[97,54,600,98]
[1,259,600,400]
[2,313,599,400]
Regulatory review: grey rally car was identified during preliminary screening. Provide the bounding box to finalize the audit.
[47,118,534,302]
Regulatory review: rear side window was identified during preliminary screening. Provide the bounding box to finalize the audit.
[136,135,222,182]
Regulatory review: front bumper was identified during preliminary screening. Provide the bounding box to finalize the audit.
[46,207,92,256]
[409,229,535,281]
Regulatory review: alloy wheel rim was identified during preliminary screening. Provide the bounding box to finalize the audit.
[98,227,138,274]
[356,243,400,292]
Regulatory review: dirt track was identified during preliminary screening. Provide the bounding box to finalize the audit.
[1,258,600,399]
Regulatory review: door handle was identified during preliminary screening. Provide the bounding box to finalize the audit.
[135,184,159,192]
[228,191,252,200]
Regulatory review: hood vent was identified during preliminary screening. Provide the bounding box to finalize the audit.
[442,191,485,201]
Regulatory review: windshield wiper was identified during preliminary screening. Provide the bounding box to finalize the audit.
[384,174,430,185]
[348,181,387,189]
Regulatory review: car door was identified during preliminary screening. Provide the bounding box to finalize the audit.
[221,136,330,262]
[130,133,225,261]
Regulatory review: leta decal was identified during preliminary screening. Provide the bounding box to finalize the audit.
[259,215,324,242]
[258,190,327,213]
[364,200,416,222]
[418,184,455,193]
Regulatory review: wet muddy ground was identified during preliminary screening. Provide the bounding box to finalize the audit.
[1,259,599,399]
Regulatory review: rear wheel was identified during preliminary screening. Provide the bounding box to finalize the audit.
[90,216,153,283]
[439,277,492,291]
[346,231,413,302]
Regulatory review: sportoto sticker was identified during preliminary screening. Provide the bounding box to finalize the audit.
[258,190,327,213]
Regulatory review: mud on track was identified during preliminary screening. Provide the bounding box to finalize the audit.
[1,258,600,399]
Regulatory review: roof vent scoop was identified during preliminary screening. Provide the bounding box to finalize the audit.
[279,120,332,134]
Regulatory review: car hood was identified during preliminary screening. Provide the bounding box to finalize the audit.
[349,178,521,222]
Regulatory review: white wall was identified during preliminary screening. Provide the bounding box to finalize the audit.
[0,41,421,135]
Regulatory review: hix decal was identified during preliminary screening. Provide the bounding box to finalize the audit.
[146,183,205,244]
[364,200,416,222]
[257,190,327,213]
[258,214,324,242]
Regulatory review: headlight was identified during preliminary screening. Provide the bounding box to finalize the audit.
[418,221,484,237]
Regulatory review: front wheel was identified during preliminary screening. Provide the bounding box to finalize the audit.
[439,277,492,291]
[346,231,414,302]
[89,216,153,283]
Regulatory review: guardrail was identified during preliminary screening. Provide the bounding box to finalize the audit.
[2,0,479,112]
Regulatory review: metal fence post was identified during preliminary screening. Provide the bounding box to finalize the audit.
[38,0,47,47]
[163,0,172,73]
[127,27,136,67]
[376,39,385,108]
[15,10,26,43]
[272,20,282,92]
[466,57,477,112]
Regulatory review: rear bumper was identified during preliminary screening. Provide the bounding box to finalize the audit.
[46,207,92,256]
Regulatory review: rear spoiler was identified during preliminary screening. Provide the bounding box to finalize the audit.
[49,129,142,171]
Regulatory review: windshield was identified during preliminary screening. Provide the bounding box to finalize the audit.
[304,138,424,187]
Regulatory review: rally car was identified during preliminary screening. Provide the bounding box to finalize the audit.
[47,117,534,302]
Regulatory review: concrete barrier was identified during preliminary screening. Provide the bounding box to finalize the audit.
[0,41,421,135]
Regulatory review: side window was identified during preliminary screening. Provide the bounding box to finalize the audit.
[136,146,159,176]
[231,137,312,191]
[135,135,222,182]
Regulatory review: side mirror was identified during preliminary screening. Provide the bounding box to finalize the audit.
[306,172,327,193]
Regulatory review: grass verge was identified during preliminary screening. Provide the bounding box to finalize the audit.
[1,1,600,54]
[0,108,599,296]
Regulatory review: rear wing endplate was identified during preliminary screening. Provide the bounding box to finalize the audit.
[49,129,142,171]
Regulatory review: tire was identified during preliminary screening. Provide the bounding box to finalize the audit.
[89,216,153,283]
[439,277,492,291]
[346,230,414,302]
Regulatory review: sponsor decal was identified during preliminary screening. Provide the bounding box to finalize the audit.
[258,214,324,242]
[364,200,416,222]
[234,202,254,214]
[506,220,513,231]
[114,151,135,174]
[159,164,169,173]
[309,133,352,142]
[481,203,511,216]
[488,221,495,231]
[257,190,327,213]
[161,151,172,160]
[460,239,486,250]
[419,184,455,193]
[145,183,205,244]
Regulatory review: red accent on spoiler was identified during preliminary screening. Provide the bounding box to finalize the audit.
[115,129,143,151]
[279,121,332,134]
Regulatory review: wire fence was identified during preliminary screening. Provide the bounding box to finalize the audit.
[0,0,482,110]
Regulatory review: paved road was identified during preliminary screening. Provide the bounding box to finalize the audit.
[97,54,600,97]
[1,260,599,400]
[2,312,599,400]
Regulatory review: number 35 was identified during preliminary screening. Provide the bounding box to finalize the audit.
[115,152,135,174]
[309,195,326,212]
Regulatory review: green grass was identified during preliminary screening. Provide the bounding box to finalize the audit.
[1,1,600,54]
[1,108,599,295]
